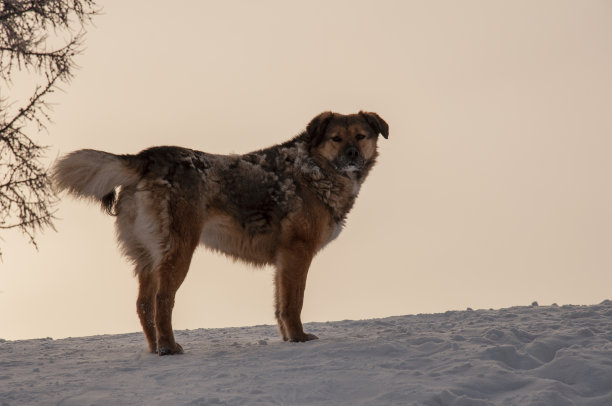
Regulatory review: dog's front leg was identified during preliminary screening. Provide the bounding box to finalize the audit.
[274,245,318,342]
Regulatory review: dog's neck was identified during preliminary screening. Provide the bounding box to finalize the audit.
[295,143,365,223]
[247,136,376,224]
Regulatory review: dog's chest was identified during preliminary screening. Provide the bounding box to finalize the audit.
[329,222,343,243]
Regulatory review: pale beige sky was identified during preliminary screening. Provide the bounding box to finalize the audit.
[2,0,612,340]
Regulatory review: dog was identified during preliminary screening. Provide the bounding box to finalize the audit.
[52,111,389,355]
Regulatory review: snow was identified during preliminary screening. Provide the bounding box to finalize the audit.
[2,301,611,405]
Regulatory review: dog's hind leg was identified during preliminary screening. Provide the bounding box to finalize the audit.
[154,237,199,356]
[136,267,158,353]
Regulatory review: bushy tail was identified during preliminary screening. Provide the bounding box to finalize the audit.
[51,149,140,214]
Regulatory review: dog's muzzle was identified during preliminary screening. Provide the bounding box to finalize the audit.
[336,146,364,172]
[345,145,359,160]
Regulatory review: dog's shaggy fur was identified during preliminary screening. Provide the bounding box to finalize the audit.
[52,111,388,355]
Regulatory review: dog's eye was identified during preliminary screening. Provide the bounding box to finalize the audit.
[355,134,366,141]
[331,136,342,143]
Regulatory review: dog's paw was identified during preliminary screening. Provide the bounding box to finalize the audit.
[157,343,184,356]
[289,333,319,343]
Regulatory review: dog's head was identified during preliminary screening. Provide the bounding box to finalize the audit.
[306,111,389,173]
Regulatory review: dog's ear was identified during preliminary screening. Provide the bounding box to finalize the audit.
[359,111,389,139]
[306,111,334,146]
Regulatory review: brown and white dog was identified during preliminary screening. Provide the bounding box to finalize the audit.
[52,111,389,355]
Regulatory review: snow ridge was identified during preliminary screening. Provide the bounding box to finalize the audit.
[1,301,611,405]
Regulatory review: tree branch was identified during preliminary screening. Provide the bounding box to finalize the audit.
[0,0,97,257]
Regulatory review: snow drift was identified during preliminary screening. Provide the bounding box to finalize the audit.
[2,301,611,405]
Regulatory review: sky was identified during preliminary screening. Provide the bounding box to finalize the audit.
[1,0,612,340]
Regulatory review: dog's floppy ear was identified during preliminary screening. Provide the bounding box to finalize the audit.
[306,111,334,146]
[359,111,389,139]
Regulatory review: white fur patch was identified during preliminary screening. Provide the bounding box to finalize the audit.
[352,181,361,196]
[342,165,359,173]
[330,222,343,242]
[131,183,170,269]
[200,216,234,253]
[320,222,343,251]
[133,193,163,267]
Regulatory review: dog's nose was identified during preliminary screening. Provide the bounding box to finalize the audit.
[345,146,359,160]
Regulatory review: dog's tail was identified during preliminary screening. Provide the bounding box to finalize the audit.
[51,149,141,215]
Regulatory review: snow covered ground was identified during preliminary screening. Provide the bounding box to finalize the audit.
[1,301,611,405]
